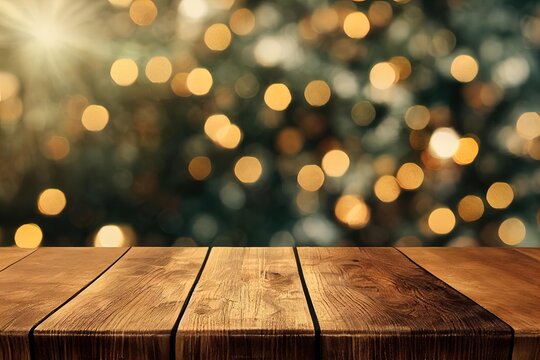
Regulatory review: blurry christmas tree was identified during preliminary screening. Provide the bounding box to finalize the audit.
[0,0,538,248]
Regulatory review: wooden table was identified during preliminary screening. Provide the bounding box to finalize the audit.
[0,247,538,359]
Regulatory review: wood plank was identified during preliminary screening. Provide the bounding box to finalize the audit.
[0,248,36,271]
[400,247,540,360]
[515,248,540,262]
[298,247,512,360]
[33,247,208,360]
[176,247,315,359]
[0,247,127,360]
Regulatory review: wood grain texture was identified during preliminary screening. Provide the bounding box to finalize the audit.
[298,247,512,360]
[400,247,540,360]
[0,247,127,360]
[0,248,35,271]
[515,247,540,262]
[33,247,208,360]
[176,247,315,359]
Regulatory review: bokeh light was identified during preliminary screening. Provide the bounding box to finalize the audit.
[516,112,540,140]
[453,137,479,165]
[170,72,191,97]
[186,68,213,95]
[94,225,129,247]
[321,150,350,177]
[229,8,255,36]
[145,56,173,84]
[304,80,331,107]
[370,62,397,90]
[234,156,262,184]
[297,165,325,192]
[335,195,370,229]
[486,182,514,209]
[129,0,158,26]
[343,12,370,39]
[37,189,67,216]
[405,105,430,130]
[450,55,479,83]
[351,101,376,126]
[81,105,109,132]
[15,223,43,248]
[204,23,232,51]
[457,195,484,222]
[188,156,212,180]
[374,175,400,202]
[110,59,139,86]
[396,163,424,190]
[428,208,456,235]
[498,218,526,245]
[429,127,460,159]
[264,83,292,111]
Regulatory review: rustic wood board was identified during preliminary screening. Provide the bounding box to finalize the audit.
[0,248,36,271]
[516,248,540,262]
[0,247,127,360]
[33,247,208,360]
[176,247,315,359]
[400,247,540,360]
[298,247,512,360]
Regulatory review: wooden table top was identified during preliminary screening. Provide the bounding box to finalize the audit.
[0,247,538,360]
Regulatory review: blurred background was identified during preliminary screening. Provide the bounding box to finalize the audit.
[0,0,538,248]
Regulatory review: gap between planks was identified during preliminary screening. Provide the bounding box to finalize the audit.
[395,247,516,360]
[28,247,132,360]
[169,247,212,360]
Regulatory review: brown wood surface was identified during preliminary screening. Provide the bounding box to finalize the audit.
[516,247,540,262]
[0,248,35,271]
[176,247,315,359]
[400,247,540,360]
[33,247,208,360]
[0,247,127,360]
[298,247,512,360]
